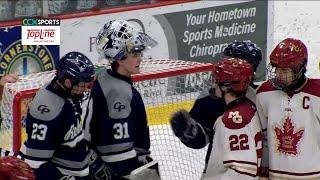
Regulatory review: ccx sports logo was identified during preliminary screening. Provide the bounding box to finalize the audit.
[21,18,60,45]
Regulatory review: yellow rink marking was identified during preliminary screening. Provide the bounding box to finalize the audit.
[0,100,195,150]
[146,100,195,126]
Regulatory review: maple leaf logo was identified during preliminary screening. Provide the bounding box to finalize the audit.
[274,117,304,155]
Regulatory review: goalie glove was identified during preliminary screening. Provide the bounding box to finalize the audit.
[88,149,113,180]
[0,156,35,180]
[170,109,199,143]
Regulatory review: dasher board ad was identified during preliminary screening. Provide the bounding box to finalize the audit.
[0,26,58,77]
[61,1,268,81]
[155,1,268,81]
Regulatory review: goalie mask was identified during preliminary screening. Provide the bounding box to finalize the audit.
[96,19,158,62]
[268,38,308,91]
[212,58,253,93]
[223,40,262,72]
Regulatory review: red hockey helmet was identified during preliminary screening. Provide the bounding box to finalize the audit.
[270,38,307,68]
[0,156,35,180]
[212,58,253,92]
[268,38,308,90]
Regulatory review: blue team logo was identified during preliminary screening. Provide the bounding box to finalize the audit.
[114,102,125,112]
[0,26,58,77]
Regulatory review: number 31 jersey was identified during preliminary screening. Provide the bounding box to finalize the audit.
[201,98,262,180]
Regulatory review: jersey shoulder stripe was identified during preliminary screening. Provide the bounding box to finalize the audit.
[256,81,276,94]
[301,79,320,97]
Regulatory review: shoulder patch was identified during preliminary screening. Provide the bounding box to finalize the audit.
[256,81,276,94]
[222,101,256,129]
[302,79,320,97]
[98,72,133,119]
[29,88,65,121]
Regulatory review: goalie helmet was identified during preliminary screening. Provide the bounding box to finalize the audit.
[0,156,35,180]
[57,51,94,85]
[268,38,308,90]
[96,19,158,62]
[223,40,262,72]
[213,58,253,92]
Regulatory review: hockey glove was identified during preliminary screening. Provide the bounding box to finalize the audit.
[134,148,153,165]
[88,149,113,180]
[170,109,199,143]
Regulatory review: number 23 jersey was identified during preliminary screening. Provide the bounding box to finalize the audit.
[201,98,262,180]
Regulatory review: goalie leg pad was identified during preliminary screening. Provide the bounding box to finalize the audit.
[128,160,161,180]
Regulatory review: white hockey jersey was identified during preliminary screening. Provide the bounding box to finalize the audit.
[256,79,320,179]
[201,98,262,180]
[246,85,257,103]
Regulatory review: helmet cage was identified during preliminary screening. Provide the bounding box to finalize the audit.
[267,62,306,91]
[268,38,308,90]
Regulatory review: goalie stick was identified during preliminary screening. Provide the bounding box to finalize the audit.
[122,160,161,180]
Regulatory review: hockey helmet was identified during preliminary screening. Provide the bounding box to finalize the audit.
[268,38,308,90]
[96,19,158,62]
[57,51,94,85]
[223,40,262,72]
[213,58,253,92]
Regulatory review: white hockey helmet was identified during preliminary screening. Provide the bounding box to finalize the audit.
[96,19,158,62]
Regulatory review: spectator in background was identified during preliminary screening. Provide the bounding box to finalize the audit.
[76,0,97,10]
[105,0,123,6]
[0,1,14,21]
[48,0,69,15]
[14,0,41,18]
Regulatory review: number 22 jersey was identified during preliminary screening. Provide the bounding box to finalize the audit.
[201,97,262,180]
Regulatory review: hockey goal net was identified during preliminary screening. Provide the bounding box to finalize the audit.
[0,59,213,180]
